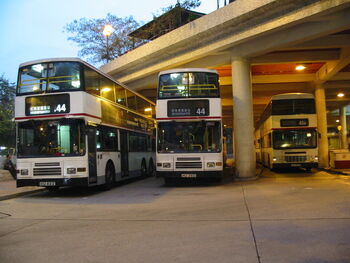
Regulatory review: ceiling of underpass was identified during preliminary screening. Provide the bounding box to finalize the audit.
[101,0,350,129]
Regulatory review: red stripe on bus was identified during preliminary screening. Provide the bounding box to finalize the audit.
[15,113,101,121]
[156,116,222,120]
[271,127,317,130]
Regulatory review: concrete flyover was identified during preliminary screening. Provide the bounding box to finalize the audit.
[101,0,350,179]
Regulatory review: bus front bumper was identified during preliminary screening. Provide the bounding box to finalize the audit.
[157,171,223,179]
[17,178,89,188]
[272,162,318,169]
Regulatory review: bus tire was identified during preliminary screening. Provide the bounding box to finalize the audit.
[104,162,115,190]
[141,159,147,178]
[164,177,175,186]
[46,186,59,192]
[148,158,155,177]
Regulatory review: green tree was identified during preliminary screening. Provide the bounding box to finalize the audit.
[64,13,143,64]
[0,75,16,148]
[157,0,201,14]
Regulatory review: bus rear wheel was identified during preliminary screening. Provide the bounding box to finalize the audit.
[141,159,147,178]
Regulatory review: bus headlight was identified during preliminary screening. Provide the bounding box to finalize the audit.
[163,163,171,168]
[20,169,29,176]
[314,156,318,161]
[207,162,215,168]
[67,168,77,174]
[272,157,277,162]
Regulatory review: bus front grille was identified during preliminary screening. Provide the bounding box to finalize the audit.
[176,162,202,169]
[33,167,62,176]
[35,162,60,167]
[177,157,201,161]
[285,156,307,163]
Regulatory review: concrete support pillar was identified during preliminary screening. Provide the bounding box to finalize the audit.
[231,57,256,179]
[315,83,329,168]
[340,106,348,149]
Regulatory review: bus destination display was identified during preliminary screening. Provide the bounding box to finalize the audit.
[168,100,209,117]
[25,94,70,116]
[280,118,309,127]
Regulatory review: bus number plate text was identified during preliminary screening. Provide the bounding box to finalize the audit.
[181,174,197,178]
[39,181,56,186]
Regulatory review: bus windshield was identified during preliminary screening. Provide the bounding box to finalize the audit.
[17,119,85,158]
[158,72,219,98]
[17,62,81,94]
[157,121,221,153]
[273,129,317,149]
[272,99,315,115]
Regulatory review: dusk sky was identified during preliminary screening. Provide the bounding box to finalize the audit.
[0,0,219,84]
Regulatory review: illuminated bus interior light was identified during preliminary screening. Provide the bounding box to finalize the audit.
[170,73,180,79]
[101,87,111,92]
[144,107,152,112]
[71,80,80,88]
[295,65,306,71]
[337,92,345,98]
[32,64,44,73]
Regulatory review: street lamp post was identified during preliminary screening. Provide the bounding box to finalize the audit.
[103,25,113,62]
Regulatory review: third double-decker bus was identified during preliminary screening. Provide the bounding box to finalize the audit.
[156,68,223,184]
[256,93,318,171]
[15,58,155,190]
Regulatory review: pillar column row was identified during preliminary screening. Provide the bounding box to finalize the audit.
[340,106,348,149]
[314,83,329,168]
[231,61,332,175]
[231,57,256,179]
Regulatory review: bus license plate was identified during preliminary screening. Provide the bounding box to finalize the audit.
[181,174,197,178]
[291,164,301,167]
[39,182,56,186]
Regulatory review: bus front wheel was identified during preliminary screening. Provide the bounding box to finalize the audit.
[104,162,115,190]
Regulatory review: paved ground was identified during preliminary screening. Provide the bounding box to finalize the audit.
[0,170,44,201]
[0,169,350,263]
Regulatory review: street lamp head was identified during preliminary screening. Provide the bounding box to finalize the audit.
[103,25,113,36]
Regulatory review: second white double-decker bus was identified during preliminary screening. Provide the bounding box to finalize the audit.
[15,58,155,190]
[256,93,318,171]
[156,68,223,184]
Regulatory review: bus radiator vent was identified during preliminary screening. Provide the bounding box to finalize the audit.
[285,156,307,163]
[34,163,62,176]
[176,162,202,169]
[176,157,202,169]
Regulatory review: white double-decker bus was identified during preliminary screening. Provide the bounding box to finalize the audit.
[256,93,318,171]
[156,68,223,184]
[15,58,155,190]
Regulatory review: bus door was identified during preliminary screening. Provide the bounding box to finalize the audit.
[119,130,129,177]
[87,126,97,184]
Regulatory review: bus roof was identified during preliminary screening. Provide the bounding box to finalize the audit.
[19,57,155,105]
[272,93,315,100]
[158,68,218,76]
